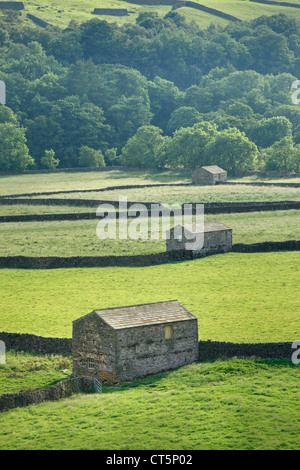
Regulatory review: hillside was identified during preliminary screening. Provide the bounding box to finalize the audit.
[7,0,300,29]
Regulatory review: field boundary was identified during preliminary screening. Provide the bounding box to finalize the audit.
[171,1,242,21]
[0,332,294,412]
[0,331,72,355]
[249,0,300,8]
[1,199,300,218]
[198,340,294,361]
[2,180,299,199]
[0,376,94,413]
[0,241,298,268]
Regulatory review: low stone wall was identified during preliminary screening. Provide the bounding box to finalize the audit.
[0,377,94,413]
[0,331,72,355]
[249,0,300,8]
[232,240,300,253]
[0,241,298,269]
[172,1,241,21]
[0,182,190,199]
[217,181,300,188]
[26,13,52,28]
[93,8,128,16]
[1,198,299,215]
[0,1,24,9]
[198,340,293,361]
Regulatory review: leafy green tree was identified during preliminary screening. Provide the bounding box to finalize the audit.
[246,116,292,148]
[147,76,182,130]
[0,123,34,171]
[265,137,296,174]
[204,128,258,175]
[166,107,202,134]
[40,149,60,170]
[165,122,217,169]
[78,146,105,168]
[0,106,18,124]
[121,126,168,169]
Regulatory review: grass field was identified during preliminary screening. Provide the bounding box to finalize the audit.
[0,210,299,256]
[11,0,300,30]
[0,170,190,196]
[0,169,299,451]
[0,358,299,450]
[33,184,300,203]
[0,252,299,341]
[0,352,72,395]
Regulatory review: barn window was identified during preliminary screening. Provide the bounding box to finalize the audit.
[165,325,173,340]
[87,357,95,369]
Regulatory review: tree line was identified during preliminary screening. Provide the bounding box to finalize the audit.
[0,10,299,174]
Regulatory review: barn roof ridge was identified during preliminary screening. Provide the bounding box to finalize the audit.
[91,300,196,330]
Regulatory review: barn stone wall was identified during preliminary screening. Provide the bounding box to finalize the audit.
[72,313,116,382]
[115,319,199,381]
[192,169,227,185]
[166,228,232,254]
[0,2,24,10]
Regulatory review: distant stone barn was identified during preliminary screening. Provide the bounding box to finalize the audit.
[166,221,232,254]
[72,301,199,383]
[192,165,227,185]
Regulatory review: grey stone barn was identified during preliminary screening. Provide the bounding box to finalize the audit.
[166,221,232,254]
[192,165,227,185]
[72,301,199,383]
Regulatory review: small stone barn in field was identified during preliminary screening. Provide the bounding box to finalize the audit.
[72,301,199,382]
[166,221,232,254]
[192,165,227,185]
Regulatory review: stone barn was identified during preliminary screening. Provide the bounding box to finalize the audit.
[166,221,232,254]
[72,300,199,383]
[192,165,227,185]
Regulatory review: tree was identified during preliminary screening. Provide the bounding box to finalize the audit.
[78,146,105,168]
[165,122,217,169]
[246,116,292,148]
[265,137,296,174]
[40,149,60,170]
[166,107,202,134]
[204,128,258,175]
[121,126,168,169]
[0,123,34,171]
[0,106,18,124]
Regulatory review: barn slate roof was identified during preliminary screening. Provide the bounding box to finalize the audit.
[91,300,196,330]
[195,165,226,174]
[167,220,231,235]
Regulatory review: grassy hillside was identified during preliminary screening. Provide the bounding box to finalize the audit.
[0,358,299,450]
[17,0,300,29]
[0,352,72,394]
[0,210,299,256]
[0,252,299,341]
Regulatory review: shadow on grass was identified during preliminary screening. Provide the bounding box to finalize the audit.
[101,357,297,395]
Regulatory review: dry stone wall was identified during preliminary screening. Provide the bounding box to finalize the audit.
[0,377,94,413]
[0,331,72,355]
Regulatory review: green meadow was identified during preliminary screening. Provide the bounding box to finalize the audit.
[0,169,299,450]
[16,0,300,30]
[38,184,300,203]
[0,352,72,395]
[0,210,299,256]
[0,170,189,196]
[0,358,299,450]
[0,252,299,341]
